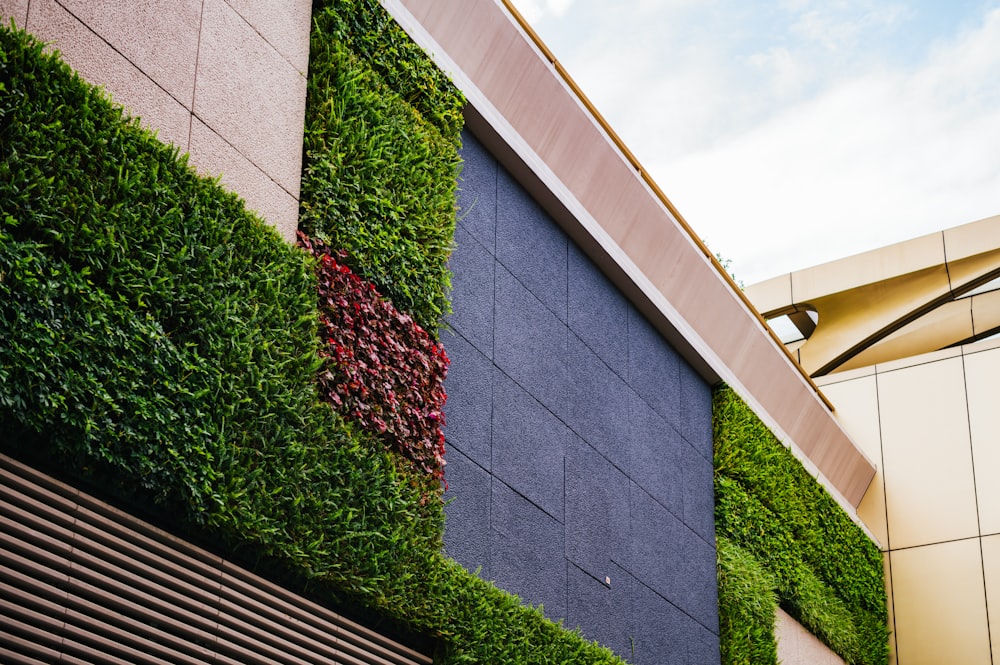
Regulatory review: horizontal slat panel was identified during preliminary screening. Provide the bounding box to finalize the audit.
[0,453,433,665]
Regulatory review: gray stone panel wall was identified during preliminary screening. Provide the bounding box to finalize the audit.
[443,131,720,664]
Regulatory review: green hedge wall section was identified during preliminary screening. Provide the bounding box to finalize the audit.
[716,535,779,665]
[714,387,889,665]
[312,0,465,140]
[0,25,442,592]
[0,25,626,664]
[299,0,463,333]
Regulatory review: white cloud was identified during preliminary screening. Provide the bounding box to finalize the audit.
[655,7,1000,284]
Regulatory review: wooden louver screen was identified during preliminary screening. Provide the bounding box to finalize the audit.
[0,453,433,665]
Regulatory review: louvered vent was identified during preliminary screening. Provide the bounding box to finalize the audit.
[0,453,433,665]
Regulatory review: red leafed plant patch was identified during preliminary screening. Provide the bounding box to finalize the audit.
[299,232,449,481]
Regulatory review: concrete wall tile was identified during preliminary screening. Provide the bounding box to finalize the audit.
[445,226,494,358]
[194,0,306,197]
[25,0,192,150]
[890,539,990,665]
[56,0,200,106]
[627,393,684,517]
[821,375,888,546]
[980,534,1000,664]
[564,335,630,469]
[878,357,978,548]
[631,581,689,664]
[682,442,716,544]
[442,448,490,578]
[568,243,627,377]
[220,0,311,73]
[490,482,566,621]
[457,131,498,254]
[565,440,630,578]
[678,358,713,459]
[629,484,717,625]
[496,167,567,320]
[629,304,681,428]
[494,265,567,415]
[491,372,571,521]
[686,620,722,665]
[188,118,298,241]
[0,0,28,27]
[964,347,1000,535]
[567,563,632,660]
[441,329,493,470]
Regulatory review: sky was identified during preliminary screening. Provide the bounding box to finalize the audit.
[507,0,1000,285]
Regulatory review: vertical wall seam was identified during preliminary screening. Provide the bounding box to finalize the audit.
[961,351,994,664]
[189,0,207,152]
[873,368,899,663]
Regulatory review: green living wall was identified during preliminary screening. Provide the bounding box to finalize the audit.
[0,6,628,663]
[713,387,889,665]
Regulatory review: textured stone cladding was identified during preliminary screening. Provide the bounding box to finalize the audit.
[443,131,720,664]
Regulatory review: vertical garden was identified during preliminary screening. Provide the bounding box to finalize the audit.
[0,1,887,662]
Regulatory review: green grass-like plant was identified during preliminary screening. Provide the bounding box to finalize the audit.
[716,535,779,665]
[713,387,889,665]
[299,3,462,333]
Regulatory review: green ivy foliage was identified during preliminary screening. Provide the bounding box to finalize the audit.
[713,387,889,665]
[0,25,624,664]
[300,1,463,333]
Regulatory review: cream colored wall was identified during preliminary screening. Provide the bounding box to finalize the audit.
[818,337,1000,665]
[0,0,311,241]
[775,608,847,665]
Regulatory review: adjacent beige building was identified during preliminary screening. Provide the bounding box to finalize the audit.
[749,215,1000,665]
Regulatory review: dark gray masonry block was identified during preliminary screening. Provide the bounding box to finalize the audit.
[628,305,681,429]
[567,562,633,660]
[496,167,567,321]
[685,618,722,665]
[678,359,713,460]
[491,371,572,521]
[565,438,630,578]
[631,581,689,665]
[564,335,631,471]
[568,243,628,378]
[456,131,497,253]
[627,393,684,518]
[445,226,495,358]
[673,523,719,632]
[494,265,567,416]
[490,482,567,621]
[628,484,703,617]
[442,448,491,578]
[442,329,493,470]
[681,442,716,544]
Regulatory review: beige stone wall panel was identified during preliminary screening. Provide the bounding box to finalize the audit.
[25,0,192,150]
[890,539,990,665]
[878,357,978,549]
[193,0,306,198]
[220,0,312,74]
[0,0,28,27]
[775,608,846,665]
[188,118,299,241]
[55,0,201,107]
